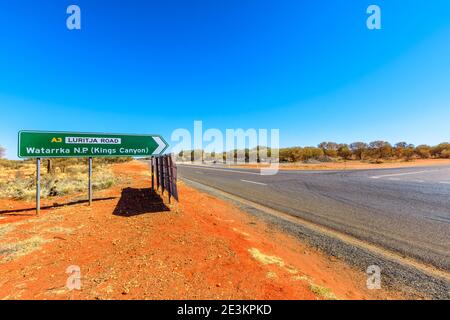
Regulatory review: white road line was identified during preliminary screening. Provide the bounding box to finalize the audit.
[439,181,450,185]
[370,169,440,179]
[179,165,261,175]
[240,179,267,186]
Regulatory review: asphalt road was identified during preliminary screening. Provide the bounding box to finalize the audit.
[178,164,450,271]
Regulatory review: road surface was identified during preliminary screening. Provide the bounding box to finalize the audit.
[178,164,450,271]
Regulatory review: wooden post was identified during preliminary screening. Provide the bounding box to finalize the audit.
[160,156,165,194]
[166,155,172,203]
[155,157,160,190]
[47,159,52,174]
[168,155,174,201]
[151,157,155,192]
[88,157,93,206]
[36,158,41,215]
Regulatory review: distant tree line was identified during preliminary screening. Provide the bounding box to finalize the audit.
[278,141,450,162]
[177,141,450,163]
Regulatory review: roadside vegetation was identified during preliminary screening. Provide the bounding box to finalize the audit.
[176,141,450,163]
[0,146,131,200]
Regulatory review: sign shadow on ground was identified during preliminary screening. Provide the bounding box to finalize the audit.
[112,188,170,217]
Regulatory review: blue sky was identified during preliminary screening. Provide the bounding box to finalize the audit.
[1,0,450,159]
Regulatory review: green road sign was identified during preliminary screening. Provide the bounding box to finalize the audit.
[18,131,168,158]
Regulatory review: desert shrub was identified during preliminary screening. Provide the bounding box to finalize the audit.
[0,159,34,170]
[65,165,86,174]
[441,149,450,159]
[318,142,339,158]
[368,141,393,159]
[349,142,368,160]
[393,142,415,160]
[279,147,302,162]
[337,144,352,160]
[402,147,415,161]
[316,155,333,162]
[301,147,324,161]
[431,143,450,158]
[95,157,133,164]
[290,148,304,162]
[415,145,431,159]
[0,176,36,199]
[0,166,115,200]
[279,147,325,162]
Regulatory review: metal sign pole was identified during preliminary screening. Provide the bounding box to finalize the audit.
[36,158,41,215]
[88,157,93,206]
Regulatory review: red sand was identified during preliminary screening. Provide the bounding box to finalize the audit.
[0,161,403,300]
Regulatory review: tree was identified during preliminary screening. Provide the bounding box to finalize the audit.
[395,142,408,149]
[394,142,408,158]
[302,147,323,161]
[431,143,450,158]
[244,148,250,163]
[394,142,415,160]
[279,147,304,162]
[402,145,415,161]
[441,149,450,159]
[337,144,352,160]
[368,141,393,159]
[0,145,5,158]
[349,142,368,160]
[254,146,272,162]
[415,145,431,159]
[318,142,339,158]
[291,148,304,162]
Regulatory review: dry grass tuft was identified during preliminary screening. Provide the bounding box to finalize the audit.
[309,283,338,300]
[0,236,51,263]
[44,227,74,235]
[248,248,286,267]
[0,224,15,240]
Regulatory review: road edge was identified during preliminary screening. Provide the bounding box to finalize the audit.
[181,177,450,300]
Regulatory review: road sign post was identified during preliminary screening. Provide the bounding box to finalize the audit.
[36,158,41,215]
[151,157,155,192]
[88,157,93,206]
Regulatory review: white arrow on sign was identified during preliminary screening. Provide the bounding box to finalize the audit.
[153,136,167,155]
